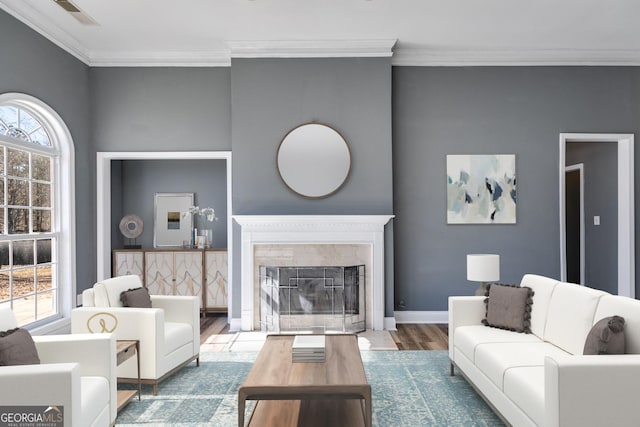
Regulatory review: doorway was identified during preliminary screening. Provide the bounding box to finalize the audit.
[565,164,584,284]
[559,133,634,297]
[95,151,233,316]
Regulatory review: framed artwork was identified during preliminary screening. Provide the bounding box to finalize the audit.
[154,192,194,247]
[446,154,516,224]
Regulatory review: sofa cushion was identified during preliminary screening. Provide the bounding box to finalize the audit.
[164,322,193,355]
[120,287,152,308]
[503,366,545,426]
[544,283,607,354]
[454,325,541,363]
[0,328,40,366]
[520,274,560,338]
[475,342,569,391]
[482,284,533,333]
[80,376,109,427]
[594,295,640,354]
[583,315,625,355]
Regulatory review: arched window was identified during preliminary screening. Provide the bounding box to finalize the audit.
[0,94,75,329]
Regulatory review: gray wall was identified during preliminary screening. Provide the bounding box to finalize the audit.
[111,159,228,252]
[566,142,618,293]
[230,57,394,317]
[90,67,231,151]
[392,66,639,311]
[0,10,94,291]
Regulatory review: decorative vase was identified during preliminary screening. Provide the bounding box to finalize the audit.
[198,229,213,248]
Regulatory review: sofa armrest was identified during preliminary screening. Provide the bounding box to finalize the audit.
[151,295,199,325]
[151,295,200,356]
[34,333,117,424]
[0,363,81,426]
[545,354,640,427]
[448,296,485,360]
[71,307,163,379]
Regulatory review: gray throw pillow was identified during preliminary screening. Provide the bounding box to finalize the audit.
[0,328,40,366]
[120,287,152,308]
[583,316,625,355]
[482,283,534,333]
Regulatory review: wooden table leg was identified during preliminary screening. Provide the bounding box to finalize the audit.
[238,392,245,427]
[364,387,372,427]
[135,340,141,400]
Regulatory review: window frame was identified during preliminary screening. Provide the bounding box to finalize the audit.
[0,93,75,333]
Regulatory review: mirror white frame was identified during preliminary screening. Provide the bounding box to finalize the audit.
[277,123,351,198]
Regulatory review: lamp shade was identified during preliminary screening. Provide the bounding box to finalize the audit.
[467,254,500,282]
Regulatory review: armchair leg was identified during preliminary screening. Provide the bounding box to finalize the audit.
[196,355,200,367]
[450,362,455,376]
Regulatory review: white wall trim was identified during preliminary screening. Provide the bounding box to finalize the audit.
[384,317,397,331]
[392,47,640,67]
[227,39,397,59]
[559,133,635,297]
[96,151,234,317]
[395,311,449,324]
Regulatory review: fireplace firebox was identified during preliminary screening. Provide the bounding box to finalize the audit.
[259,265,365,333]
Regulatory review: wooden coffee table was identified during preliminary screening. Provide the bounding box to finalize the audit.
[238,334,371,427]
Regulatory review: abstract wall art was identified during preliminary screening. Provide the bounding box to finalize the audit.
[446,154,516,224]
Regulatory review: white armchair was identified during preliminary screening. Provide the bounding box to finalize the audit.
[71,275,200,395]
[0,305,116,427]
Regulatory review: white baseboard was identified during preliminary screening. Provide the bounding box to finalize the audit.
[394,311,448,324]
[384,316,397,331]
[229,318,243,332]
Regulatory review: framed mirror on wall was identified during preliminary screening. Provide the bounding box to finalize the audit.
[277,123,351,198]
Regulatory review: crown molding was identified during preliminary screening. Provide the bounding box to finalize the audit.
[392,47,640,66]
[88,50,231,67]
[0,0,90,64]
[227,39,397,59]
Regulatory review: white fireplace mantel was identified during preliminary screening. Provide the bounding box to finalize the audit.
[233,215,394,331]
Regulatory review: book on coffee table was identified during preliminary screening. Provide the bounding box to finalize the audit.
[292,335,326,362]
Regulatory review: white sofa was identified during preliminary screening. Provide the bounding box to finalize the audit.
[71,275,200,394]
[449,274,640,427]
[0,306,117,427]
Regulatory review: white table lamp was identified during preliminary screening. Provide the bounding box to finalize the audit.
[467,254,500,296]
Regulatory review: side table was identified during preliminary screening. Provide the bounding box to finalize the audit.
[116,340,141,412]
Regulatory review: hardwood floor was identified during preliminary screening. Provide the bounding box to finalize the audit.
[390,324,449,350]
[199,314,449,350]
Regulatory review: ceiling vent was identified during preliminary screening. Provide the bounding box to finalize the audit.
[54,0,99,25]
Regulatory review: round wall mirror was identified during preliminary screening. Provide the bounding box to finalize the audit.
[277,123,351,198]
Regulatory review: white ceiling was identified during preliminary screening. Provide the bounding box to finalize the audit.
[2,0,640,66]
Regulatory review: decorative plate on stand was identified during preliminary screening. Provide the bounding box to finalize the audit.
[119,214,143,248]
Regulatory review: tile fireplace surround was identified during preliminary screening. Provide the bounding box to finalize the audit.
[233,215,394,331]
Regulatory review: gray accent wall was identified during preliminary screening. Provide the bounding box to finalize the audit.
[230,58,394,317]
[566,142,618,293]
[0,10,93,292]
[392,66,639,311]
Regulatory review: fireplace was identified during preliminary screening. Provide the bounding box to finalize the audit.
[233,215,394,331]
[259,265,366,333]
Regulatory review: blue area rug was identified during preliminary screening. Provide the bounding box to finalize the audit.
[116,350,503,426]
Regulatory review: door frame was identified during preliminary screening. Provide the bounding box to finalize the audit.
[559,133,634,297]
[95,151,233,316]
[565,163,585,285]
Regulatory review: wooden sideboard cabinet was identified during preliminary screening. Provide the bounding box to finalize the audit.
[112,248,228,312]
